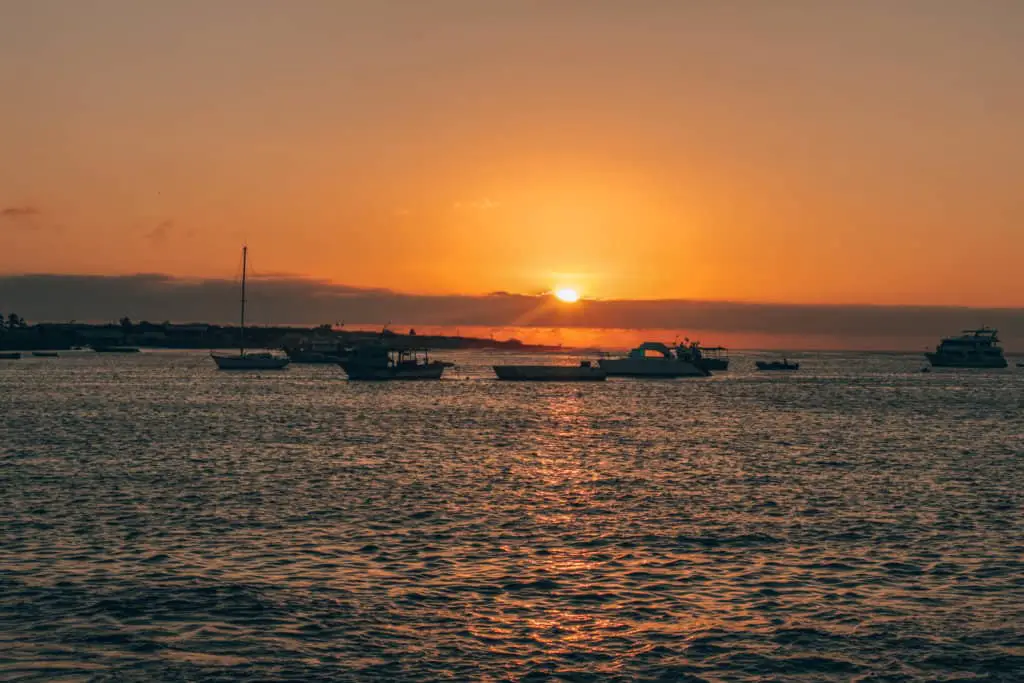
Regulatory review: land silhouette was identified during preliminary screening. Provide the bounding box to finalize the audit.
[3,274,1023,351]
[0,315,555,353]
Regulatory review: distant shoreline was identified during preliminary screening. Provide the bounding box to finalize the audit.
[4,321,1024,355]
[0,321,562,353]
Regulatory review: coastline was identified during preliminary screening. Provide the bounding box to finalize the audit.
[0,321,562,353]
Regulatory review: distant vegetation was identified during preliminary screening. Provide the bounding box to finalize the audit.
[0,315,553,352]
[0,312,28,330]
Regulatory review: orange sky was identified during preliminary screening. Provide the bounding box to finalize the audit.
[2,1,1023,307]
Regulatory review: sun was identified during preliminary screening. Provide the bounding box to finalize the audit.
[554,287,580,303]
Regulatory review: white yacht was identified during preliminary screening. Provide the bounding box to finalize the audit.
[598,342,710,377]
[925,328,1007,368]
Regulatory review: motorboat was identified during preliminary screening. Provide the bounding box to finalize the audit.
[283,337,352,363]
[0,352,21,360]
[340,346,451,380]
[211,246,290,370]
[494,360,606,381]
[598,342,709,377]
[925,328,1007,368]
[676,341,729,371]
[756,359,799,371]
[695,345,729,371]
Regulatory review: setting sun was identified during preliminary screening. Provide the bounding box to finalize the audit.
[554,288,580,303]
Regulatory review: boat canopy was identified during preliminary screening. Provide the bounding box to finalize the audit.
[626,341,674,359]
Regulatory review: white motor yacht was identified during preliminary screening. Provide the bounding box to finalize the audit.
[598,342,709,377]
[925,328,1007,368]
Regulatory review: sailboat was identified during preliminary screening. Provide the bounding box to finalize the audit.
[210,246,290,370]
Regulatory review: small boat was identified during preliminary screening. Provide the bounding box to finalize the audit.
[212,351,290,370]
[598,341,709,377]
[32,351,59,358]
[494,360,606,381]
[340,346,451,380]
[92,345,140,353]
[0,352,21,359]
[925,328,1007,368]
[211,246,290,370]
[283,341,352,364]
[756,359,799,371]
[696,345,729,371]
[677,341,730,371]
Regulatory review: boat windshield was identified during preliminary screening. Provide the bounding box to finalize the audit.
[389,348,430,365]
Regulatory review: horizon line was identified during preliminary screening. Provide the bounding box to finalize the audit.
[3,271,1023,311]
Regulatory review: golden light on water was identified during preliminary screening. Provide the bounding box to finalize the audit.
[554,288,580,303]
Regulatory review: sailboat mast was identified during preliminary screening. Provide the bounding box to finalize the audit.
[239,246,247,355]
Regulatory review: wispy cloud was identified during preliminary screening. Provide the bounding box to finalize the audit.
[0,205,55,231]
[1,205,41,219]
[144,219,175,243]
[144,219,194,243]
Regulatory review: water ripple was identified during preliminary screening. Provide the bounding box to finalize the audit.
[1,349,1022,680]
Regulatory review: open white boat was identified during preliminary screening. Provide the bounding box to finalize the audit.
[494,361,606,381]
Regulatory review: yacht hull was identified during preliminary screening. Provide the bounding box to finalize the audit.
[925,353,1007,368]
[494,365,606,381]
[598,358,708,377]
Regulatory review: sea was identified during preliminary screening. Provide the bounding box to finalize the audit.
[2,349,1022,682]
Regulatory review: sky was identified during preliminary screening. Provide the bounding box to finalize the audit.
[2,1,1023,316]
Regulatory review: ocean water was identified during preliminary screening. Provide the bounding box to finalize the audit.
[2,349,1022,682]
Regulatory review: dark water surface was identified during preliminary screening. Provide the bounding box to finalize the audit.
[2,350,1023,681]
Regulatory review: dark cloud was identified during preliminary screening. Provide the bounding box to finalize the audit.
[1,273,1022,350]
